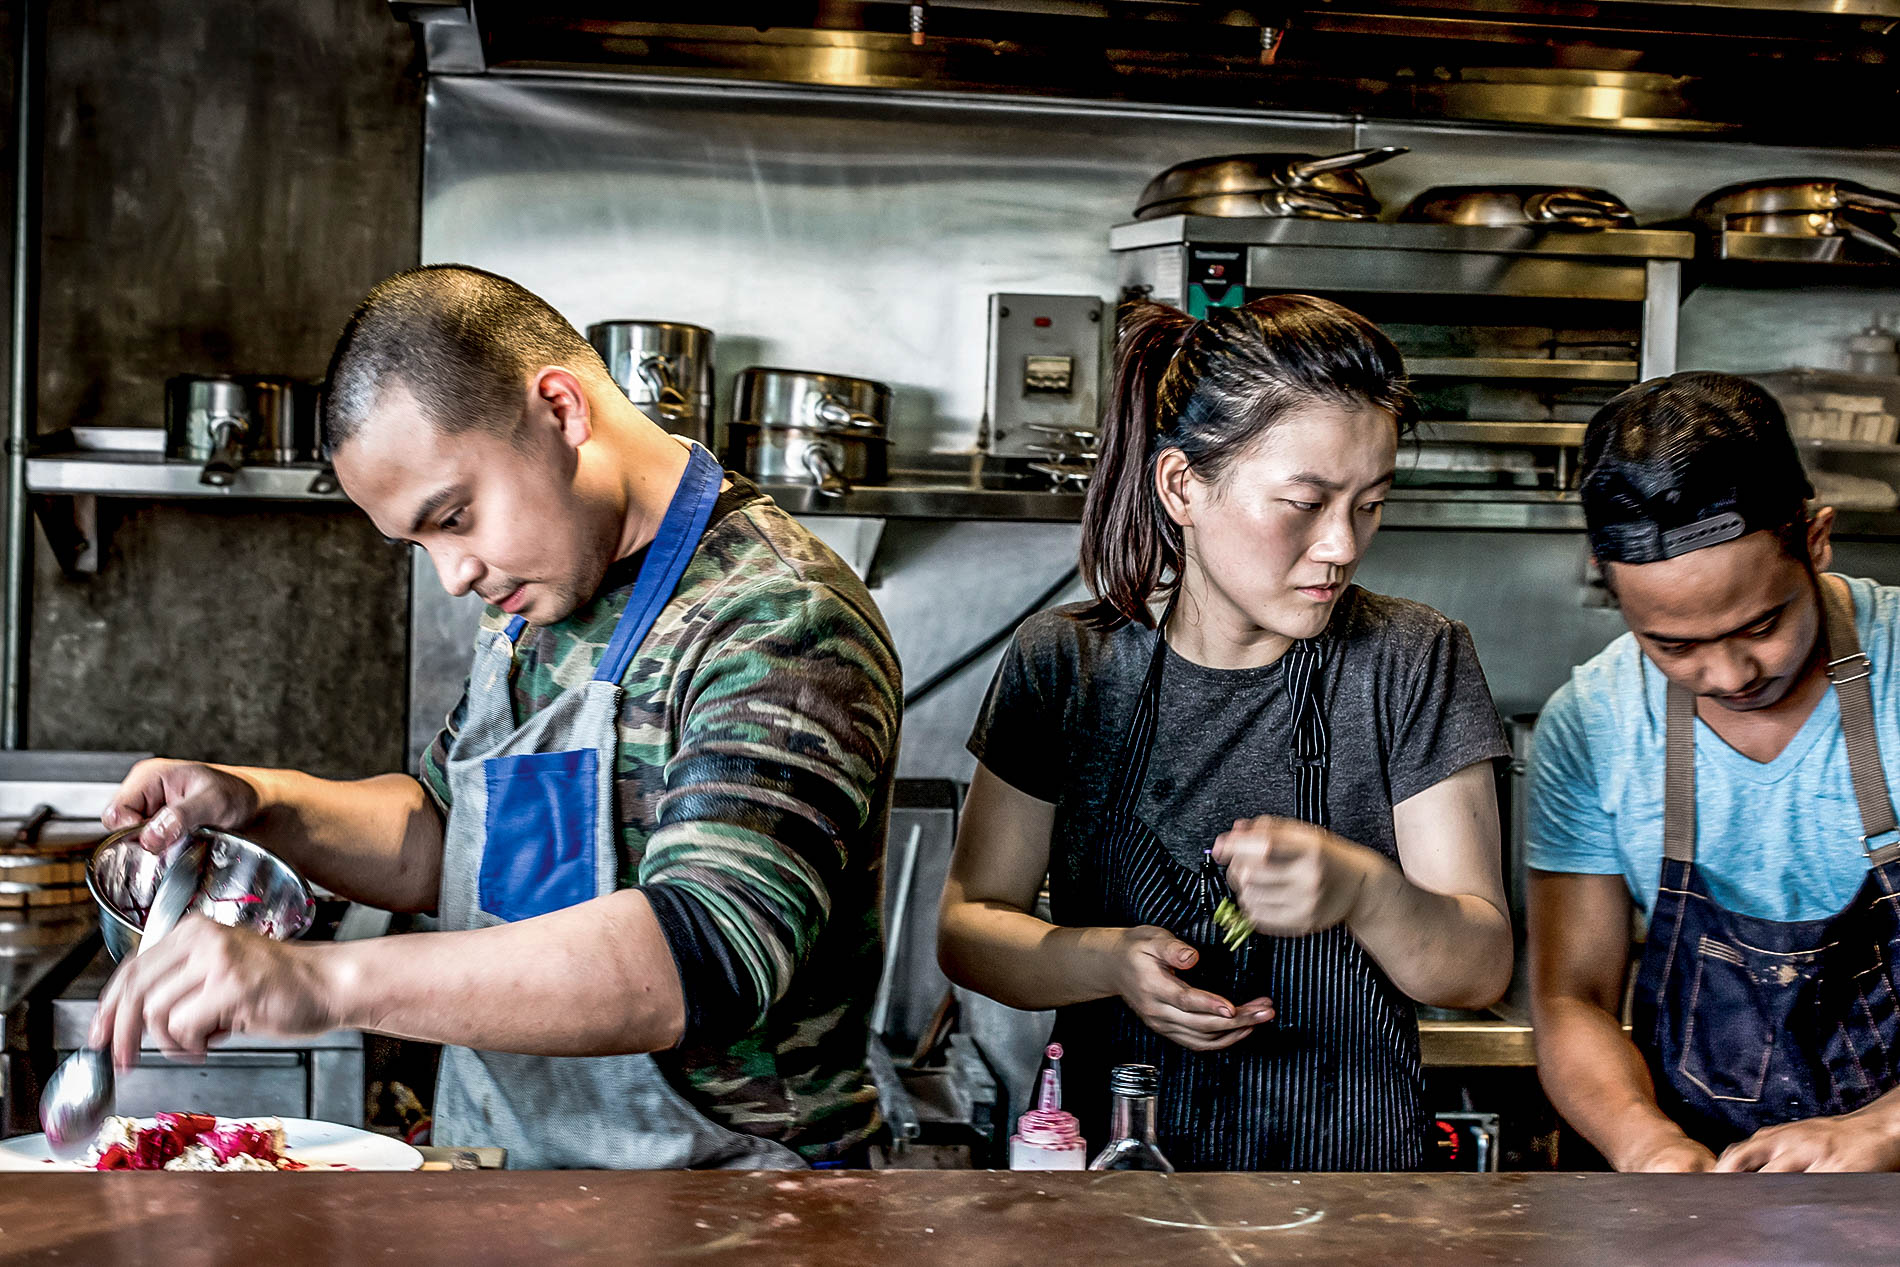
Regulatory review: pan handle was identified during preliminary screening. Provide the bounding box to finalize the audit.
[1280,145,1408,185]
[199,418,247,487]
[801,441,851,499]
[813,396,882,430]
[636,354,691,415]
[1257,186,1377,220]
[1837,216,1900,261]
[1525,192,1634,228]
[1841,189,1900,217]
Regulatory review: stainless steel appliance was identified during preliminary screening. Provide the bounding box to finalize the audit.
[587,320,717,449]
[983,293,1105,487]
[1112,216,1691,488]
[727,367,892,497]
[1133,146,1409,222]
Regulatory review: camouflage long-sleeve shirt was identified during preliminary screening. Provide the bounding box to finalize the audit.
[421,475,899,1162]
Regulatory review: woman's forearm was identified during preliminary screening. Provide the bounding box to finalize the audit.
[1345,852,1512,1009]
[937,897,1127,1011]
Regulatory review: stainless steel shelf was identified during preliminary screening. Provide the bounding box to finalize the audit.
[1407,357,1637,383]
[1110,215,1696,261]
[755,477,1085,523]
[26,449,343,502]
[1417,421,1589,446]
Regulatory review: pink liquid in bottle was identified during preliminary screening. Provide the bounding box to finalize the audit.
[1010,1042,1086,1170]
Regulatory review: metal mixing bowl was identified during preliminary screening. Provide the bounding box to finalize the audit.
[86,826,316,961]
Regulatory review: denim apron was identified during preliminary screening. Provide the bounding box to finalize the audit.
[1632,574,1900,1151]
[1054,607,1426,1170]
[431,442,802,1170]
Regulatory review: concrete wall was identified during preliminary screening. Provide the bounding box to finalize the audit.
[23,0,420,777]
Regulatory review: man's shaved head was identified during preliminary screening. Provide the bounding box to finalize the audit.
[320,265,610,458]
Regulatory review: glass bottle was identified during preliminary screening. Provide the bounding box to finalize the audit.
[1086,1063,1174,1172]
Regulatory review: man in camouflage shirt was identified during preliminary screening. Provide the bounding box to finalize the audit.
[89,266,900,1168]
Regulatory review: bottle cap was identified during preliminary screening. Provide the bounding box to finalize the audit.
[1108,1063,1159,1097]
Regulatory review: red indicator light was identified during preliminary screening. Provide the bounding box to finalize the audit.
[1034,317,1052,327]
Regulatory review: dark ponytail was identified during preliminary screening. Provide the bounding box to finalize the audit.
[1079,295,1414,629]
[1079,302,1197,630]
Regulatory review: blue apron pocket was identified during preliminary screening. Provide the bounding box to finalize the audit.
[1678,937,1775,1104]
[479,748,599,922]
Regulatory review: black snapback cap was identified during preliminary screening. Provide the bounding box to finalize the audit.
[1580,372,1814,566]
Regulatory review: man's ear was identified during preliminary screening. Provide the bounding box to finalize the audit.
[1808,505,1836,575]
[531,366,594,450]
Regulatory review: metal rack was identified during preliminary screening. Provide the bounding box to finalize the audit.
[1112,215,1693,493]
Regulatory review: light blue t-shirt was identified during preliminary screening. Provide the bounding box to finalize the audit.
[1527,574,1900,922]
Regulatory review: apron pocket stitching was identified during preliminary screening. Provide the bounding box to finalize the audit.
[1678,948,1771,1103]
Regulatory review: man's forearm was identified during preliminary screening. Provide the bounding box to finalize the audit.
[318,888,686,1055]
[1346,855,1512,1010]
[1534,995,1693,1169]
[230,767,444,912]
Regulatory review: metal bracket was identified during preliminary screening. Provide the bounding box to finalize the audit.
[30,493,98,576]
[389,0,485,74]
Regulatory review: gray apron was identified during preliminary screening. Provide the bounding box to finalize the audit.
[430,443,802,1170]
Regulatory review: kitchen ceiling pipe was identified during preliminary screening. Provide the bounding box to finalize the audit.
[4,0,42,748]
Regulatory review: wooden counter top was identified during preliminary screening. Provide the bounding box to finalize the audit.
[1,1169,1893,1265]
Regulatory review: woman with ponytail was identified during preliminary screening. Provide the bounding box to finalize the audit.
[938,295,1514,1171]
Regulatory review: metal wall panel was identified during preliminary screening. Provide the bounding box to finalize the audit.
[25,0,423,777]
[418,75,1900,779]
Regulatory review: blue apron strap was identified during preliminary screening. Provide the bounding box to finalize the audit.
[504,615,527,643]
[594,443,725,684]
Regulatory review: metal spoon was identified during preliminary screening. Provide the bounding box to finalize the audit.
[41,836,207,1159]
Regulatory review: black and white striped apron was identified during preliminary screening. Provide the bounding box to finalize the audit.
[1052,613,1427,1171]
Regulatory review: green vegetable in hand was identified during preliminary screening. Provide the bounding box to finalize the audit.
[1213,898,1254,950]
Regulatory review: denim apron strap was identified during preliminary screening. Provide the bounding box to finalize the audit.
[1663,574,1899,867]
[594,442,724,685]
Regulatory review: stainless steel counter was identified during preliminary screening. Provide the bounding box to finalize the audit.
[0,906,97,1016]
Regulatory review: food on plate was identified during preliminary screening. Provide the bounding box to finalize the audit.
[86,1113,303,1172]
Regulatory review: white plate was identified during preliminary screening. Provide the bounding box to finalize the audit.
[0,1117,424,1172]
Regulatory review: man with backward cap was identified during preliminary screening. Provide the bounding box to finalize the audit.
[1528,371,1900,1172]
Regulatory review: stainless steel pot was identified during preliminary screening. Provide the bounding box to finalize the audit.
[726,422,889,499]
[1401,185,1635,230]
[587,320,717,448]
[728,366,894,497]
[1133,145,1408,221]
[1694,178,1900,260]
[165,374,313,487]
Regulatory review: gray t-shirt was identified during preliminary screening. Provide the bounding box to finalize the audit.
[969,587,1510,899]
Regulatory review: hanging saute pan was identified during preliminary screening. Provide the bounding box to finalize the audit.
[1134,145,1408,221]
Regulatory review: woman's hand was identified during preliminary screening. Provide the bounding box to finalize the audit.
[1212,816,1380,937]
[1111,925,1273,1052]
